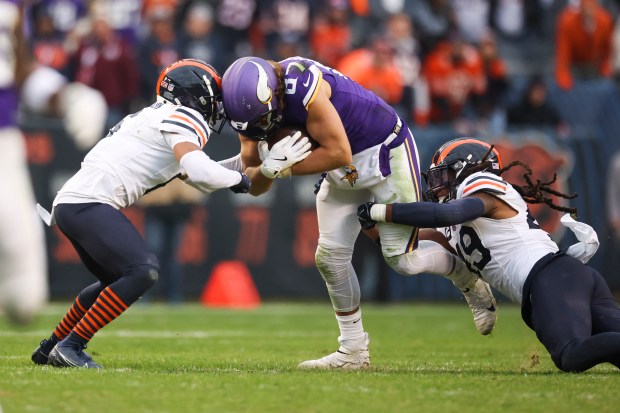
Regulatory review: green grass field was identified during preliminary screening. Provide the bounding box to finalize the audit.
[1,302,618,413]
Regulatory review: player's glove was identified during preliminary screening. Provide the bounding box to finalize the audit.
[357,202,377,230]
[260,131,312,179]
[229,173,251,194]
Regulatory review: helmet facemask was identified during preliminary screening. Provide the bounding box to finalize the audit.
[424,140,502,203]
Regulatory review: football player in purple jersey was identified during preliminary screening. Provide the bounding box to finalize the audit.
[221,56,497,370]
[0,0,48,325]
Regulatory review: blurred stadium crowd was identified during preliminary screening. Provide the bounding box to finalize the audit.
[17,0,620,304]
[22,0,619,134]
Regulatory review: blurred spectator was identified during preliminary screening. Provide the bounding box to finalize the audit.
[139,180,203,303]
[27,0,87,36]
[177,2,222,66]
[310,0,351,67]
[410,0,456,56]
[259,0,317,58]
[384,12,424,121]
[212,0,258,69]
[450,0,490,44]
[507,75,564,130]
[421,36,486,125]
[555,0,614,90]
[611,6,620,84]
[337,37,404,105]
[472,31,509,134]
[489,0,543,40]
[96,0,142,44]
[70,3,139,128]
[607,151,620,240]
[137,5,179,103]
[28,3,70,73]
[21,65,108,151]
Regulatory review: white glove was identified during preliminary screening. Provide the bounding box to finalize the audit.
[259,131,312,179]
[561,214,599,264]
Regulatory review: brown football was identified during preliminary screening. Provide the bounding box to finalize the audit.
[266,126,320,150]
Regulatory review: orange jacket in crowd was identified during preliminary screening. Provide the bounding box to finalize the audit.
[421,41,486,123]
[555,0,613,90]
[337,48,404,105]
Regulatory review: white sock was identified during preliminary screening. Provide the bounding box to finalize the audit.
[336,308,368,352]
[444,257,477,291]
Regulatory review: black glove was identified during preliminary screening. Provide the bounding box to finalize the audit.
[357,202,377,230]
[314,172,327,195]
[230,173,251,194]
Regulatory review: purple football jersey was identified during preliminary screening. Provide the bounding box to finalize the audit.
[0,0,20,128]
[279,56,400,154]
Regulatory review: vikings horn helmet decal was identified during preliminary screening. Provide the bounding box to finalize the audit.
[221,57,283,141]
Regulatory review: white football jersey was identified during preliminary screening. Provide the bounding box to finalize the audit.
[441,171,559,303]
[54,101,211,209]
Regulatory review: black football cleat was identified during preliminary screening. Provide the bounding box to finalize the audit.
[31,338,57,365]
[48,342,102,369]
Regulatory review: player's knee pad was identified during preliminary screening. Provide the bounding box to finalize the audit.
[315,243,360,312]
[315,243,353,285]
[124,255,160,293]
[384,240,455,276]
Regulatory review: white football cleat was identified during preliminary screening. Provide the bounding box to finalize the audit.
[298,347,370,370]
[461,278,497,335]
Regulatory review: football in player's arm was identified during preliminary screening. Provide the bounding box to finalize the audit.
[358,138,620,373]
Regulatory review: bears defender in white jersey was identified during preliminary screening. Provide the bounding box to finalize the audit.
[443,171,559,303]
[32,59,250,369]
[55,100,236,210]
[359,138,620,372]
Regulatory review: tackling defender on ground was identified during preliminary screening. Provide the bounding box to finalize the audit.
[358,138,620,372]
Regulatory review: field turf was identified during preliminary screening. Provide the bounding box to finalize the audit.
[1,303,618,413]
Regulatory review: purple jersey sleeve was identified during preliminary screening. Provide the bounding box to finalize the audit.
[279,56,402,155]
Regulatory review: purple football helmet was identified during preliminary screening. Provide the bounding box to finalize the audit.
[222,57,283,140]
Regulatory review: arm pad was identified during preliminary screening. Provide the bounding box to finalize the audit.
[180,150,242,194]
[391,197,485,228]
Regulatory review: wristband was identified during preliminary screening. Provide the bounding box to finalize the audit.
[370,204,387,222]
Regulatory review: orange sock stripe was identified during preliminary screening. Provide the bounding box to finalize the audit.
[92,304,113,322]
[66,309,80,324]
[74,325,92,340]
[59,318,73,332]
[54,324,70,337]
[83,312,104,330]
[103,288,128,311]
[80,317,98,334]
[88,309,108,328]
[100,295,123,316]
[75,297,87,314]
[97,298,120,318]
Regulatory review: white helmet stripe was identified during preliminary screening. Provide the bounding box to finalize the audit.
[202,74,214,97]
[250,61,273,104]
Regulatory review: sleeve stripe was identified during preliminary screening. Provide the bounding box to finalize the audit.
[176,108,210,141]
[466,175,506,186]
[303,66,323,109]
[161,120,201,146]
[463,180,507,196]
[169,114,207,146]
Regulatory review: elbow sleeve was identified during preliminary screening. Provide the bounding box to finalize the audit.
[180,150,241,191]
